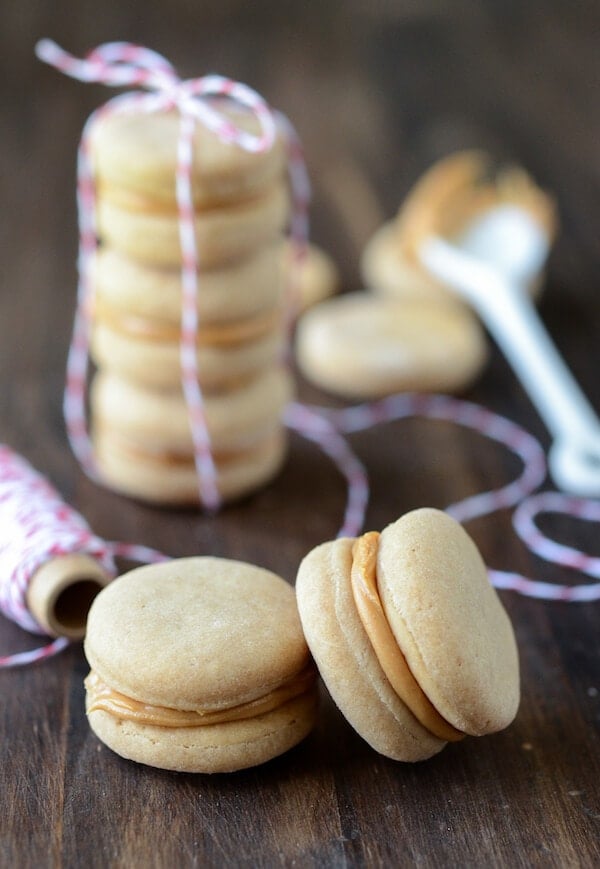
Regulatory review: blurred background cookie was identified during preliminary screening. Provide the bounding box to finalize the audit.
[295,291,487,399]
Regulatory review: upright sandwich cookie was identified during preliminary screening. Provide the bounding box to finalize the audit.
[84,557,318,773]
[296,509,520,762]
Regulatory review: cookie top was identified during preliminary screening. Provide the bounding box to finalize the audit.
[295,291,487,398]
[377,509,520,735]
[84,557,310,711]
[90,108,286,207]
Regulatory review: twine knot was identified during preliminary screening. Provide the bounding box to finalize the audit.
[35,39,277,153]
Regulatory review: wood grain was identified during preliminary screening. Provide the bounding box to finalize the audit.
[1,2,599,866]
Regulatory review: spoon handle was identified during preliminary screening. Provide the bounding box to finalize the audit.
[421,236,600,488]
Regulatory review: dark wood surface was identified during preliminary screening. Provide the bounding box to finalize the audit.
[2,3,600,867]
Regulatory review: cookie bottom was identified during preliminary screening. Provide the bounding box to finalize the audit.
[87,690,318,773]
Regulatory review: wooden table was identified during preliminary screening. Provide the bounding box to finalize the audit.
[2,3,599,866]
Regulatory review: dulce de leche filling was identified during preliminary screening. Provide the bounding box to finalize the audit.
[350,531,464,743]
[85,662,316,728]
[93,297,281,347]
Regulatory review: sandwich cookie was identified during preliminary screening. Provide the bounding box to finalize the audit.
[93,425,287,505]
[84,557,318,773]
[296,508,520,761]
[93,244,285,326]
[295,292,487,399]
[90,367,293,455]
[91,303,284,391]
[96,182,289,269]
[90,108,286,209]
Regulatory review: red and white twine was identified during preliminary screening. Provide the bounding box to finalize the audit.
[3,40,593,669]
[0,445,168,668]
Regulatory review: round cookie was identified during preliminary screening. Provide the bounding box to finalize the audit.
[296,508,520,762]
[90,108,286,209]
[295,291,487,399]
[90,367,293,455]
[90,314,284,391]
[96,182,289,269]
[93,425,287,505]
[84,557,318,773]
[361,221,454,304]
[93,243,285,325]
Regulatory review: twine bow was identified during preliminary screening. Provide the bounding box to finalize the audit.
[35,39,309,511]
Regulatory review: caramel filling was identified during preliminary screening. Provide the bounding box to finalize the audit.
[97,180,267,215]
[96,427,281,468]
[350,532,464,743]
[93,297,281,347]
[85,662,317,728]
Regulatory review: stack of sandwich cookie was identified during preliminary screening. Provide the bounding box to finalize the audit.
[84,557,318,773]
[88,107,292,505]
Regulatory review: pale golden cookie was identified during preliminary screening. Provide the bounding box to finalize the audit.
[93,426,287,505]
[84,557,318,773]
[90,367,293,455]
[92,244,285,325]
[296,508,520,762]
[90,108,286,208]
[90,314,284,391]
[96,182,289,269]
[295,292,487,399]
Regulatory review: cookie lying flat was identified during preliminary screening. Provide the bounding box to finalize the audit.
[296,508,520,762]
[93,426,287,506]
[84,557,318,773]
[91,367,292,456]
[295,292,487,399]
